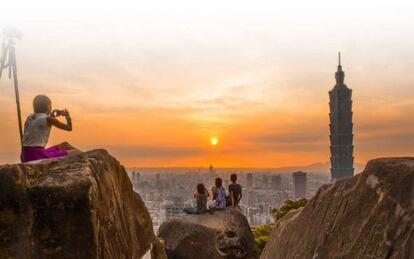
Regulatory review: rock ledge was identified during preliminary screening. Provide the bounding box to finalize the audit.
[261,157,414,259]
[0,149,160,259]
[159,207,258,259]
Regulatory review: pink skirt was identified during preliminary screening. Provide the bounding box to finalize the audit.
[21,145,68,162]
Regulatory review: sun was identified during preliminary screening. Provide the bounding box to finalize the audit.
[210,137,219,146]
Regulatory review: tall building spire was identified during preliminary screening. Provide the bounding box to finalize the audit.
[335,51,345,85]
[338,52,341,67]
[329,53,354,180]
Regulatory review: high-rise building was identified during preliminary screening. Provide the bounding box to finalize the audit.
[246,173,253,189]
[136,171,141,181]
[262,174,269,189]
[132,171,140,189]
[155,173,161,188]
[246,189,257,206]
[293,171,307,199]
[209,165,215,176]
[329,53,354,180]
[271,175,282,190]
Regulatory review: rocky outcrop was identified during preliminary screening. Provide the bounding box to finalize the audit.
[0,149,163,259]
[261,157,414,259]
[159,208,257,259]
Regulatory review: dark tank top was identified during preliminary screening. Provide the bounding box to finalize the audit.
[196,193,207,212]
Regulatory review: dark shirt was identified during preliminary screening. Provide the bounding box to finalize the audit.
[196,193,207,212]
[228,183,242,205]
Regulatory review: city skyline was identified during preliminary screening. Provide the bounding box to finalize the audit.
[0,1,413,167]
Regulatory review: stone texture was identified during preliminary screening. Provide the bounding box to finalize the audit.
[261,157,414,259]
[0,149,163,259]
[159,207,258,259]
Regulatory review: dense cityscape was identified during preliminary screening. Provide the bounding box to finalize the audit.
[127,167,331,231]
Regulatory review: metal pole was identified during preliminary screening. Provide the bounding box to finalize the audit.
[9,45,23,147]
[12,49,23,148]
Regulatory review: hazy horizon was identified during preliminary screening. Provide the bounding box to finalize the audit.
[127,160,367,175]
[1,0,413,167]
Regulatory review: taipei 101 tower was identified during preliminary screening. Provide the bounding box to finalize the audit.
[329,53,354,180]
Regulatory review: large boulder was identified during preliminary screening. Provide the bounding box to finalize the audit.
[159,208,258,259]
[0,149,164,259]
[261,157,414,259]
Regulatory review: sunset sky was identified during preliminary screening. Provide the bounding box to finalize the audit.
[0,0,413,168]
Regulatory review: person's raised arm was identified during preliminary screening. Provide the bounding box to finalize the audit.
[212,187,217,200]
[47,109,72,131]
[194,192,201,199]
[204,187,210,198]
[237,188,243,204]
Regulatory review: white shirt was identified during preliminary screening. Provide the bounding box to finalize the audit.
[22,113,51,147]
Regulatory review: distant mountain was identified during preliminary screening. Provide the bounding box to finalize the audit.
[269,161,366,175]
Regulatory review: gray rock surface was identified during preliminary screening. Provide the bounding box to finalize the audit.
[159,207,258,259]
[0,149,163,259]
[261,157,414,259]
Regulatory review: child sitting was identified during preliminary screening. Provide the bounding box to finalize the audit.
[183,183,209,214]
[211,177,227,210]
[228,174,243,207]
[21,95,79,162]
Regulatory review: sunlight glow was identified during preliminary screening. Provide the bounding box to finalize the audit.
[210,137,219,146]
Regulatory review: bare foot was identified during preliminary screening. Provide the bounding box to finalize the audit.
[57,142,81,152]
[66,149,83,156]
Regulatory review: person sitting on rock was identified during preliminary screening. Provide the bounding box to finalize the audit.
[183,183,208,214]
[21,95,80,162]
[211,177,227,210]
[228,174,242,207]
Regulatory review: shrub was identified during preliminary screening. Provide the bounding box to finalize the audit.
[253,198,308,255]
[272,198,307,221]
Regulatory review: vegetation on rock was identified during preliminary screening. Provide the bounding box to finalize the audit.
[271,198,308,221]
[253,198,308,255]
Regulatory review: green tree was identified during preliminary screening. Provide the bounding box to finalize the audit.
[252,224,274,252]
[272,198,307,221]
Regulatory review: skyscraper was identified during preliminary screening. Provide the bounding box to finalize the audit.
[329,53,354,180]
[209,165,215,176]
[292,171,307,199]
[132,171,140,189]
[271,175,282,190]
[246,173,253,189]
[262,174,269,189]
